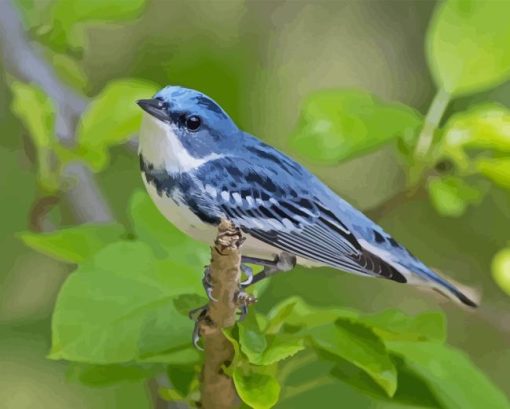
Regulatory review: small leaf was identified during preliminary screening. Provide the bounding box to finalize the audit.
[77,79,159,170]
[359,309,446,342]
[309,318,397,396]
[19,223,125,263]
[388,341,510,409]
[492,247,510,296]
[331,356,440,408]
[41,0,146,51]
[427,175,482,217]
[443,104,510,154]
[427,0,510,96]
[47,51,88,90]
[50,241,203,363]
[238,311,305,365]
[234,363,280,409]
[9,80,59,191]
[290,89,422,164]
[67,362,159,386]
[167,364,198,398]
[476,157,510,190]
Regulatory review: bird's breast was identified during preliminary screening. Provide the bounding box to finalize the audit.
[142,176,218,244]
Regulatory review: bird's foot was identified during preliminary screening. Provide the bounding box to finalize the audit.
[235,290,258,321]
[241,252,297,288]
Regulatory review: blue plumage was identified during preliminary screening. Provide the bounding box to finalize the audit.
[137,86,477,308]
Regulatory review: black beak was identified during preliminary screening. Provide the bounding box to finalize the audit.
[136,98,168,122]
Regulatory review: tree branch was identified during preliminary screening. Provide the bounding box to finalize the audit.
[0,0,113,223]
[199,220,243,409]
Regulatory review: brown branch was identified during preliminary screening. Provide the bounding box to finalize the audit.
[199,220,244,409]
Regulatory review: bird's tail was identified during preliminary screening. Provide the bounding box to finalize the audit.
[415,266,480,308]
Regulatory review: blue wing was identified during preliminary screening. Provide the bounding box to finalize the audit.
[194,154,405,282]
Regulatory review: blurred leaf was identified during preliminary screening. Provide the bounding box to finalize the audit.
[19,223,125,263]
[167,364,198,398]
[173,294,208,317]
[139,347,200,365]
[39,0,146,51]
[388,341,510,409]
[427,0,510,96]
[290,89,422,164]
[128,190,209,264]
[331,356,441,408]
[359,309,446,342]
[443,104,510,153]
[492,247,510,296]
[9,80,59,191]
[47,51,88,91]
[234,363,280,409]
[309,318,397,397]
[77,79,158,171]
[427,175,482,217]
[68,362,159,386]
[50,241,203,363]
[476,157,510,190]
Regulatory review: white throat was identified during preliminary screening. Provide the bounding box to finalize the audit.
[138,114,223,173]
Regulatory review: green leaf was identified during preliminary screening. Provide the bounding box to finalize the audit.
[47,51,88,91]
[41,0,146,51]
[50,241,203,363]
[443,104,510,154]
[427,0,510,96]
[234,363,280,409]
[77,79,159,171]
[167,364,198,398]
[309,318,397,397]
[19,223,125,263]
[427,175,482,217]
[492,247,510,296]
[268,296,356,329]
[9,80,59,191]
[128,190,209,264]
[331,356,440,408]
[290,89,422,164]
[388,341,510,409]
[67,362,159,386]
[476,157,510,190]
[359,309,446,342]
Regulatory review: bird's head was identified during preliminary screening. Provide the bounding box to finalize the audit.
[137,86,240,172]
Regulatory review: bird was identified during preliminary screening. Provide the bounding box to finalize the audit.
[136,85,477,308]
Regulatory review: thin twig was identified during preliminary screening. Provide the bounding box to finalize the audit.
[413,88,450,159]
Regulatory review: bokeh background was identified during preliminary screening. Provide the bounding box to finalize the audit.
[1,0,509,408]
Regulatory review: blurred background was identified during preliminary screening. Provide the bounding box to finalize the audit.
[0,0,509,408]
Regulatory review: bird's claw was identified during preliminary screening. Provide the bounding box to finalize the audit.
[202,266,218,302]
[189,305,208,350]
[240,264,253,286]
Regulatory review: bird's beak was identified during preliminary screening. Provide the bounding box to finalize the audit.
[136,98,168,122]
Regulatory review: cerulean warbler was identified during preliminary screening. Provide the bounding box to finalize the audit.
[137,86,477,308]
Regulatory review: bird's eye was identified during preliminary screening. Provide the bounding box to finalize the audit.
[185,115,202,132]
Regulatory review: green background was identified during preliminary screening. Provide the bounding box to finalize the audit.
[1,0,509,408]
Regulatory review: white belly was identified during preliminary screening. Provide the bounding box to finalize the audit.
[143,178,321,268]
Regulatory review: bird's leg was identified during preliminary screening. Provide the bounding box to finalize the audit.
[241,252,297,288]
